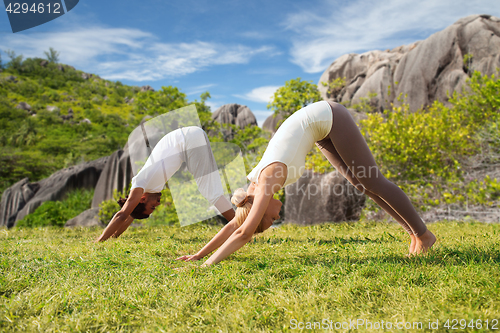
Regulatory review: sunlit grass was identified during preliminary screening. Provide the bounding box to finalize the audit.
[0,221,499,332]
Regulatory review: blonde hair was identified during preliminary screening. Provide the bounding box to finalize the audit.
[231,188,265,234]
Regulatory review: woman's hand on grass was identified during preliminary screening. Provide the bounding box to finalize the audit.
[175,254,202,262]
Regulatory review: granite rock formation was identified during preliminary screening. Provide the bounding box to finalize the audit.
[0,178,39,228]
[284,170,365,225]
[91,149,133,208]
[140,85,155,92]
[65,207,104,228]
[212,104,257,138]
[262,112,284,134]
[318,15,500,112]
[0,157,108,228]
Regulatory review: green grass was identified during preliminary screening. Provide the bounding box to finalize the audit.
[0,221,499,332]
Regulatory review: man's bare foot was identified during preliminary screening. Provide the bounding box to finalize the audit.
[408,234,417,255]
[411,230,436,255]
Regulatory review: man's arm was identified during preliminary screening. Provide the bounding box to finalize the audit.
[112,215,135,238]
[95,188,144,242]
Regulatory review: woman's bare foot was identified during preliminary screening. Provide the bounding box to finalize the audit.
[411,229,436,255]
[408,234,417,255]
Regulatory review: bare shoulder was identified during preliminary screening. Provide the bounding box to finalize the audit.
[255,162,287,197]
[258,162,287,186]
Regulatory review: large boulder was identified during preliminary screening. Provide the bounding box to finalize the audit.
[91,149,133,208]
[0,157,108,227]
[319,15,500,112]
[140,85,155,92]
[284,170,366,225]
[46,105,60,113]
[0,178,39,228]
[212,103,257,139]
[65,208,104,228]
[15,102,31,111]
[262,112,284,134]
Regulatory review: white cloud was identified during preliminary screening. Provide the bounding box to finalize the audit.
[0,27,152,65]
[235,85,280,103]
[186,84,217,96]
[0,27,276,81]
[205,101,222,112]
[285,0,500,73]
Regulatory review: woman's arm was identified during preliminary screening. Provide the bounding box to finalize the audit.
[202,192,272,266]
[95,187,143,242]
[202,163,285,266]
[176,219,239,261]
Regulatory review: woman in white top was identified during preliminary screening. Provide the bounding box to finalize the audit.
[177,101,436,265]
[96,126,235,242]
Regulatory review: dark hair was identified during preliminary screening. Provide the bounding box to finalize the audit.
[117,197,150,220]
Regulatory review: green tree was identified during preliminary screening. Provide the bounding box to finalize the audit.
[267,77,322,121]
[134,86,188,117]
[4,49,23,70]
[44,47,60,63]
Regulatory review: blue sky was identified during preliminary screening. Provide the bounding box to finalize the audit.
[1,0,499,126]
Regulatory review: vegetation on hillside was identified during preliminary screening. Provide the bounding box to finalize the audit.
[0,52,222,197]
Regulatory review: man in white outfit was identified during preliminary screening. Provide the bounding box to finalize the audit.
[95,126,235,242]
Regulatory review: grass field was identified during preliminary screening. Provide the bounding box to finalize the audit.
[1,221,499,332]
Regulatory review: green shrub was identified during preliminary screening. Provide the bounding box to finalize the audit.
[358,71,500,209]
[16,188,94,228]
[98,194,121,225]
[321,76,346,99]
[268,78,322,122]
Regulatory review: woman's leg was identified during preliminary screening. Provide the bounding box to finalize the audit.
[316,137,418,253]
[324,102,435,252]
[316,137,414,234]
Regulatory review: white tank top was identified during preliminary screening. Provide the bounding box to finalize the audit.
[247,101,333,187]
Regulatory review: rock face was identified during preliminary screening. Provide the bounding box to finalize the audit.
[0,157,108,228]
[212,104,257,138]
[262,112,284,134]
[140,85,155,92]
[0,178,39,228]
[213,104,257,128]
[46,105,60,113]
[15,102,31,111]
[284,170,366,225]
[91,149,133,208]
[319,15,500,112]
[65,208,104,228]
